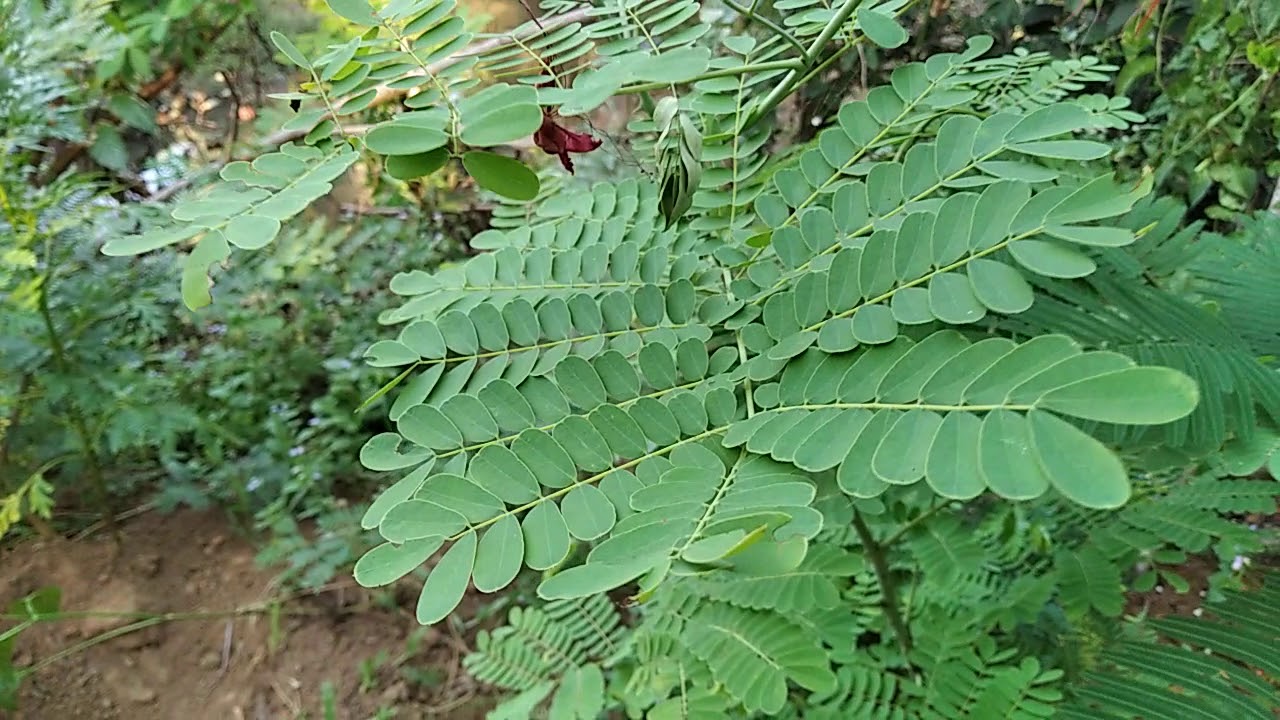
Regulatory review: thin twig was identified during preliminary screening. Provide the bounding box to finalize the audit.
[219,619,235,677]
[223,70,242,165]
[70,501,157,541]
[881,501,946,547]
[517,0,544,30]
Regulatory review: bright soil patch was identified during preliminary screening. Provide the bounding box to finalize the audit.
[1,509,493,719]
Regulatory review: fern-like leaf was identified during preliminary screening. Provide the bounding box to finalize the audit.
[1058,573,1280,720]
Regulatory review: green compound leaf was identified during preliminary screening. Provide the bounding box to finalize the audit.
[685,603,836,715]
[725,331,1197,507]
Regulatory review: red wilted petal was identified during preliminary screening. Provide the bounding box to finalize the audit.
[533,112,601,174]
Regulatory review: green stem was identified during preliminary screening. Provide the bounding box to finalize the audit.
[882,501,945,547]
[27,617,167,673]
[9,602,329,676]
[382,21,464,153]
[787,40,855,96]
[445,427,727,542]
[738,0,863,131]
[1163,72,1270,165]
[852,509,913,658]
[739,0,921,133]
[802,0,863,64]
[726,269,755,418]
[619,58,803,95]
[723,0,806,54]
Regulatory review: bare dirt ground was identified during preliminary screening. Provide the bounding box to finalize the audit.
[1,510,493,720]
[3,505,1271,719]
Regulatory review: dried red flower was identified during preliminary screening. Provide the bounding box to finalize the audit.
[533,109,602,173]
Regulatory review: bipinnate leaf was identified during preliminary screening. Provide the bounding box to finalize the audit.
[1056,547,1124,618]
[685,603,836,714]
[103,143,359,308]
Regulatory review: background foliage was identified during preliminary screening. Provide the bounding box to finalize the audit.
[1,0,1277,717]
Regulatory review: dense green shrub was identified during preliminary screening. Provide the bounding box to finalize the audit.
[1113,0,1280,219]
[1,0,454,559]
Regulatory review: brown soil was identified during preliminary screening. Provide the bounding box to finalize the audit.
[1123,554,1220,618]
[1,510,494,720]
